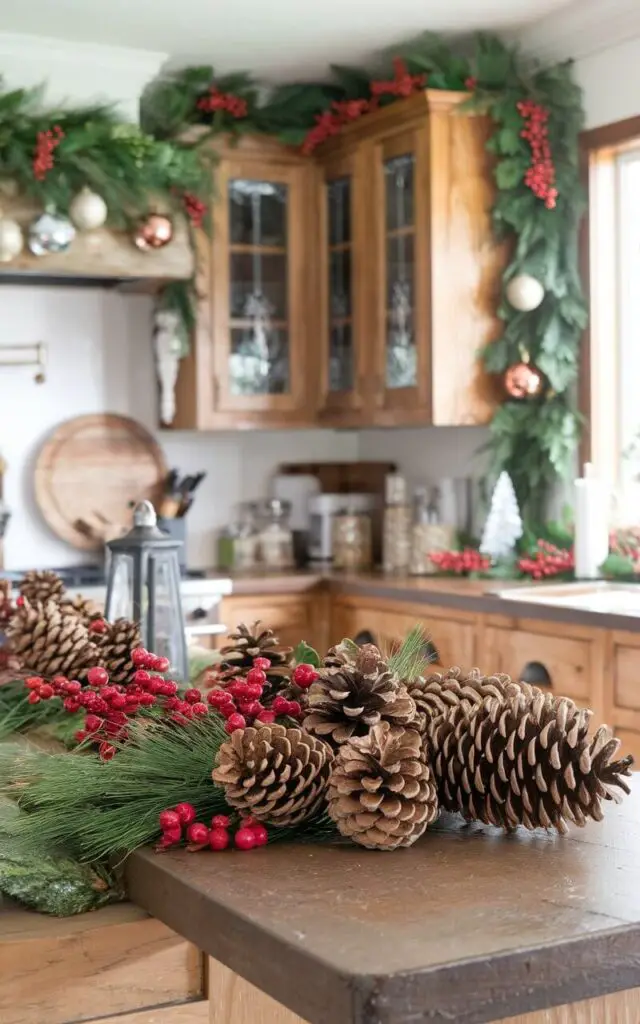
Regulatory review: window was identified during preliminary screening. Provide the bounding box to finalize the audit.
[586,128,640,521]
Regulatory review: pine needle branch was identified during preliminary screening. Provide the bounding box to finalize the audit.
[387,626,436,681]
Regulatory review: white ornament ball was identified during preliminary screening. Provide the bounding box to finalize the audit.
[69,187,108,230]
[0,216,24,262]
[505,274,545,312]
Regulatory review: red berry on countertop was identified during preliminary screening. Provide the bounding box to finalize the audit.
[238,700,262,718]
[87,666,109,687]
[25,676,43,690]
[252,824,268,847]
[64,680,82,695]
[89,618,108,634]
[211,814,230,829]
[27,692,41,705]
[16,595,25,607]
[246,667,266,687]
[241,816,259,828]
[225,713,246,733]
[220,702,239,720]
[151,655,171,673]
[159,680,179,696]
[287,700,302,718]
[208,689,233,707]
[191,701,208,716]
[159,809,182,831]
[293,663,318,688]
[272,696,289,714]
[256,709,276,724]
[187,822,210,845]
[234,827,257,851]
[133,669,151,686]
[99,742,116,761]
[184,688,202,704]
[175,802,197,825]
[161,826,183,846]
[131,647,151,667]
[253,657,271,671]
[38,683,54,699]
[74,729,88,743]
[85,714,103,732]
[209,828,230,851]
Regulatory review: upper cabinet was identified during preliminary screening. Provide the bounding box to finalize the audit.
[317,90,504,428]
[172,92,505,431]
[173,138,316,429]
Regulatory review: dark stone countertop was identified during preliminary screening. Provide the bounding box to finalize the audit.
[127,775,640,1024]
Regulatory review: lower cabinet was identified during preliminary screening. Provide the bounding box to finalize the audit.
[609,631,640,762]
[220,590,328,653]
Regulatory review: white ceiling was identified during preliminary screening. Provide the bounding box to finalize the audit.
[0,0,578,80]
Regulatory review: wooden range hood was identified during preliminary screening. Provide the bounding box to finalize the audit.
[0,195,193,291]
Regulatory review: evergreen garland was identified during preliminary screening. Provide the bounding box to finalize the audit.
[0,31,586,515]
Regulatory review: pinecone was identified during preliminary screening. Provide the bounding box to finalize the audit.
[60,593,103,627]
[216,621,292,697]
[323,639,366,671]
[212,723,333,826]
[303,646,416,748]
[7,599,100,680]
[428,690,634,834]
[19,570,65,606]
[406,667,542,735]
[327,722,438,849]
[94,618,141,685]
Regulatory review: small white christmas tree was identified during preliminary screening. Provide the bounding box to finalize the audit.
[480,472,523,562]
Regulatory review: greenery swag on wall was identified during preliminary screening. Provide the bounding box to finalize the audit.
[0,33,586,517]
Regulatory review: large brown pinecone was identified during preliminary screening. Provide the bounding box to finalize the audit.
[7,599,100,680]
[212,723,333,826]
[428,690,634,834]
[216,621,292,697]
[327,722,438,849]
[60,593,103,627]
[407,667,543,735]
[303,646,416,748]
[94,618,141,685]
[19,570,64,606]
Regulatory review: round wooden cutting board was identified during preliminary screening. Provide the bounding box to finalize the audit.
[34,414,167,551]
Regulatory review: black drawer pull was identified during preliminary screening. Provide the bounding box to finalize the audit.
[354,630,377,647]
[519,660,552,688]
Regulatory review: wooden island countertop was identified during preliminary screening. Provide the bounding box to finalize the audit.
[127,775,640,1024]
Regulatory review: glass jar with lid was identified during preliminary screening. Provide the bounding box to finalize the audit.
[258,499,295,570]
[382,473,411,573]
[410,487,455,575]
[218,502,261,571]
[332,500,373,571]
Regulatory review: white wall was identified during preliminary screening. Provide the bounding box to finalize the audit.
[575,35,640,129]
[0,286,359,570]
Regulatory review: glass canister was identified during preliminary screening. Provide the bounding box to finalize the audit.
[218,502,261,571]
[410,487,455,575]
[332,501,373,571]
[382,473,411,573]
[258,499,295,570]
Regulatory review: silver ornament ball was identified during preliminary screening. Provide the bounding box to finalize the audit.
[28,210,76,256]
[505,274,545,312]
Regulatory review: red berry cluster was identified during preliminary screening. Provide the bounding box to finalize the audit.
[609,527,640,572]
[207,657,316,734]
[428,548,491,576]
[517,99,558,209]
[518,540,574,580]
[33,125,64,181]
[370,58,426,100]
[301,101,370,155]
[158,807,267,852]
[197,87,247,119]
[183,192,207,228]
[465,76,478,90]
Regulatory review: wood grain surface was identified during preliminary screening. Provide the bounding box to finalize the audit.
[128,775,640,1024]
[34,413,167,550]
[0,902,203,1024]
[99,1003,209,1024]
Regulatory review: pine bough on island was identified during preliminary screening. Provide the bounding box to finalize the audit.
[0,573,633,917]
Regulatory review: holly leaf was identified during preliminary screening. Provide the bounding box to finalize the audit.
[495,156,526,190]
[292,642,321,668]
[496,126,523,155]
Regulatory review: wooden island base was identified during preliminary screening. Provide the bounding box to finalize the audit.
[207,958,640,1024]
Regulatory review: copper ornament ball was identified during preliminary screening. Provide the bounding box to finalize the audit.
[503,362,544,400]
[133,213,174,251]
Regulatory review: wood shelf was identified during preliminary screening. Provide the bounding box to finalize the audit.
[230,243,287,255]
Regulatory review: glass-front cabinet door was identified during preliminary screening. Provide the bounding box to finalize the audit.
[373,129,430,420]
[211,153,308,417]
[318,152,367,421]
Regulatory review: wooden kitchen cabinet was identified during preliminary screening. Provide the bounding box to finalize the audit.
[173,136,317,429]
[220,589,328,654]
[608,630,640,761]
[317,90,504,427]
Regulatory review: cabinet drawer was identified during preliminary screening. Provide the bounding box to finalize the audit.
[482,626,591,701]
[615,728,640,762]
[613,643,640,711]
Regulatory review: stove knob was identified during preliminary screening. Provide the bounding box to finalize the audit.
[190,606,208,621]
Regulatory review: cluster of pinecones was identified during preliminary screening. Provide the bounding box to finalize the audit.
[6,570,141,684]
[212,625,634,851]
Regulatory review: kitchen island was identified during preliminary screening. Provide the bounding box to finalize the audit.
[127,774,640,1024]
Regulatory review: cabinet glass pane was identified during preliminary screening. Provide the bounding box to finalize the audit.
[328,178,351,246]
[329,323,353,392]
[230,253,287,320]
[384,154,417,389]
[229,327,289,396]
[229,180,287,246]
[329,249,351,319]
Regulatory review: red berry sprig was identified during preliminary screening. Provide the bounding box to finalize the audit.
[197,87,247,119]
[428,548,491,576]
[370,58,426,100]
[517,99,558,209]
[183,192,207,228]
[518,540,574,580]
[206,656,304,732]
[156,809,268,853]
[33,125,64,181]
[292,663,319,689]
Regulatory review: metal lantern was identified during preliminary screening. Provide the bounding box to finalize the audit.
[105,500,188,680]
